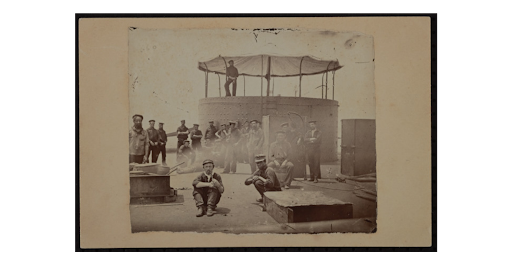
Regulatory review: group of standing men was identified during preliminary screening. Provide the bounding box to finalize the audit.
[203,119,265,175]
[129,113,323,185]
[129,114,168,164]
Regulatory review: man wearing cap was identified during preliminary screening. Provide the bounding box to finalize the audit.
[190,123,203,163]
[281,122,305,180]
[224,60,239,97]
[157,122,167,165]
[204,121,217,146]
[247,120,264,173]
[268,131,294,189]
[192,159,224,217]
[176,119,189,151]
[178,140,193,167]
[146,120,160,163]
[223,121,242,174]
[304,121,322,183]
[129,114,149,164]
[245,155,282,205]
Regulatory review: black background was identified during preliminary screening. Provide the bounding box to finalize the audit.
[0,13,512,252]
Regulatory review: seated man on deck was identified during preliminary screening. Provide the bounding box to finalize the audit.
[244,154,282,209]
[177,140,225,174]
[192,159,224,217]
[268,130,294,189]
[177,140,194,167]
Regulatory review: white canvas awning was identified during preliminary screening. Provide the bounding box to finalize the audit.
[198,55,342,77]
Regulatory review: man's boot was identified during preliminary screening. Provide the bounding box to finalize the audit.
[196,206,204,217]
[206,206,214,217]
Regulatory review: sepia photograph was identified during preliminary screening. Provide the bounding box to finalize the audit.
[128,28,377,233]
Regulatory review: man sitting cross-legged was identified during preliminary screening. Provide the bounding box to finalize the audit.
[192,159,224,217]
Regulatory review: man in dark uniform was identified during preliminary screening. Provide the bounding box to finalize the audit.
[223,121,242,174]
[192,159,224,217]
[247,120,264,173]
[146,119,160,163]
[224,60,239,97]
[304,121,322,183]
[268,131,294,189]
[178,140,193,167]
[239,121,250,163]
[176,119,189,151]
[281,122,305,180]
[129,114,149,164]
[190,123,203,163]
[245,155,282,207]
[157,122,167,165]
[204,121,217,147]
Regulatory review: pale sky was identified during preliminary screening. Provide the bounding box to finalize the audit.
[129,28,375,130]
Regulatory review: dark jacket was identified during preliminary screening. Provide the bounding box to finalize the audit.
[226,65,239,78]
[190,129,203,144]
[177,125,189,140]
[245,166,282,191]
[158,129,167,144]
[304,129,322,148]
[205,125,218,140]
[146,127,160,144]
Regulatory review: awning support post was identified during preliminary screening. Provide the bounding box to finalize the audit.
[217,74,221,97]
[205,72,208,98]
[325,61,333,100]
[321,73,324,99]
[332,71,335,100]
[299,56,304,98]
[266,56,271,97]
[260,55,263,97]
[326,71,328,99]
[204,63,209,98]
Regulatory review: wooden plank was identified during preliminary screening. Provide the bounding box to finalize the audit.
[263,190,353,223]
[264,190,351,207]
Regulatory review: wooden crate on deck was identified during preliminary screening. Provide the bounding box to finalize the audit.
[263,190,353,223]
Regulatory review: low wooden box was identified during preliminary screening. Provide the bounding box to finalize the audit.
[129,174,177,205]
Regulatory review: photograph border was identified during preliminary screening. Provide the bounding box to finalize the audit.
[79,17,432,248]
